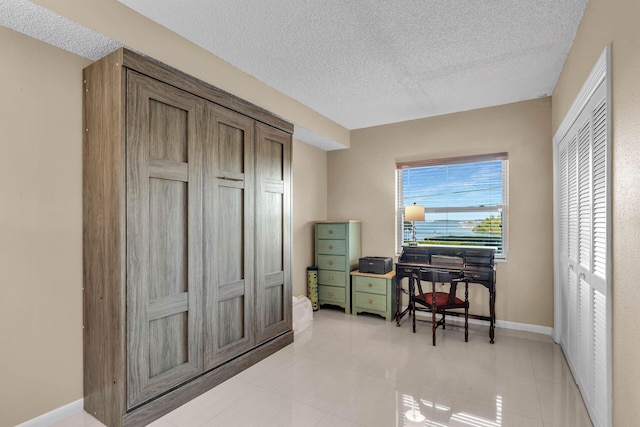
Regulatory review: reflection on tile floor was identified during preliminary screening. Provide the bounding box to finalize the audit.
[55,309,593,426]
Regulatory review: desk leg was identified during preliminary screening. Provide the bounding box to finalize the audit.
[395,276,414,326]
[489,289,496,344]
[395,276,401,326]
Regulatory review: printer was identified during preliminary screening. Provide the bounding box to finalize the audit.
[358,256,393,274]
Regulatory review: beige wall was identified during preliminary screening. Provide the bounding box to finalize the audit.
[0,26,328,427]
[552,0,640,424]
[292,140,328,296]
[0,27,90,426]
[327,98,553,326]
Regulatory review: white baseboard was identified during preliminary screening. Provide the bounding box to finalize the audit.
[495,318,553,336]
[15,399,83,427]
[407,306,553,337]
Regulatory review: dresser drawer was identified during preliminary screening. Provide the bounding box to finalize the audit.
[318,285,346,304]
[317,254,346,271]
[318,269,347,287]
[354,292,387,312]
[353,275,387,295]
[316,223,346,240]
[317,239,346,255]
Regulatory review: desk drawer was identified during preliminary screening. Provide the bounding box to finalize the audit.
[318,270,347,287]
[464,270,492,283]
[317,239,346,255]
[319,285,346,304]
[354,292,386,312]
[353,276,387,295]
[316,223,346,240]
[317,254,346,271]
[397,265,421,276]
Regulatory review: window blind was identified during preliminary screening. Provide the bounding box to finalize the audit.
[396,153,508,256]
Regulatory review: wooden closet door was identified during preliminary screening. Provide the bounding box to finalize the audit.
[255,123,292,344]
[203,103,255,369]
[126,71,204,408]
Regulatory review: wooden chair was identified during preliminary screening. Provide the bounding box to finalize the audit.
[410,269,469,346]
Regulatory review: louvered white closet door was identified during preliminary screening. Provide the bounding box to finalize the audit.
[566,133,580,369]
[577,118,593,398]
[555,73,609,427]
[589,94,609,427]
[557,141,569,352]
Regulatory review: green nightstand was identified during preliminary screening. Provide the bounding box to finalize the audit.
[351,270,397,321]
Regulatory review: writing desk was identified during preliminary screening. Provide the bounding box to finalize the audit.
[395,246,497,343]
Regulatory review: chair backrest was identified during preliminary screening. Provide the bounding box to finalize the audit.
[419,268,454,283]
[415,268,466,306]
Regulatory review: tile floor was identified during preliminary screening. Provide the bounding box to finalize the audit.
[55,309,593,427]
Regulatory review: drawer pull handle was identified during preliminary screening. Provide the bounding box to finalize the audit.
[368,283,373,287]
[329,291,334,297]
[328,229,333,234]
[329,245,334,250]
[328,275,334,281]
[328,260,333,265]
[368,299,373,304]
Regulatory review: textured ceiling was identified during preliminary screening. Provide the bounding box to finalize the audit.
[2,0,588,147]
[117,0,588,130]
[0,0,120,60]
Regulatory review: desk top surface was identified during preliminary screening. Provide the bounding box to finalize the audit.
[350,269,396,279]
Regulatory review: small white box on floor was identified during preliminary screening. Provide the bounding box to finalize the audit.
[292,295,313,335]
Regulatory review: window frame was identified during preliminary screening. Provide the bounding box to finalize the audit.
[396,152,509,259]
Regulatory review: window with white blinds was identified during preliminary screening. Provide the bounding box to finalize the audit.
[396,153,508,257]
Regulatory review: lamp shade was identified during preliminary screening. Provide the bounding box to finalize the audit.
[404,204,425,222]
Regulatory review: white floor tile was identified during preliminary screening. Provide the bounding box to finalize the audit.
[54,308,592,427]
[51,412,105,427]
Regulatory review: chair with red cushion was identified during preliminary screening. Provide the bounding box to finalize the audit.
[410,268,469,346]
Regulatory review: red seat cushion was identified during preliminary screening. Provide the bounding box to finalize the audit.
[416,291,463,306]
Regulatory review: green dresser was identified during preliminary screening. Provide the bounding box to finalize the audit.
[351,270,397,321]
[315,221,361,314]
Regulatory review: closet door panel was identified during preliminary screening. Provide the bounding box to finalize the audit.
[203,104,255,369]
[591,99,608,289]
[555,74,609,427]
[255,123,292,343]
[565,135,579,369]
[126,71,204,408]
[588,94,609,427]
[263,191,284,327]
[147,178,189,378]
[557,140,569,348]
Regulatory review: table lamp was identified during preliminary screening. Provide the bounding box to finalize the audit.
[404,203,425,246]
